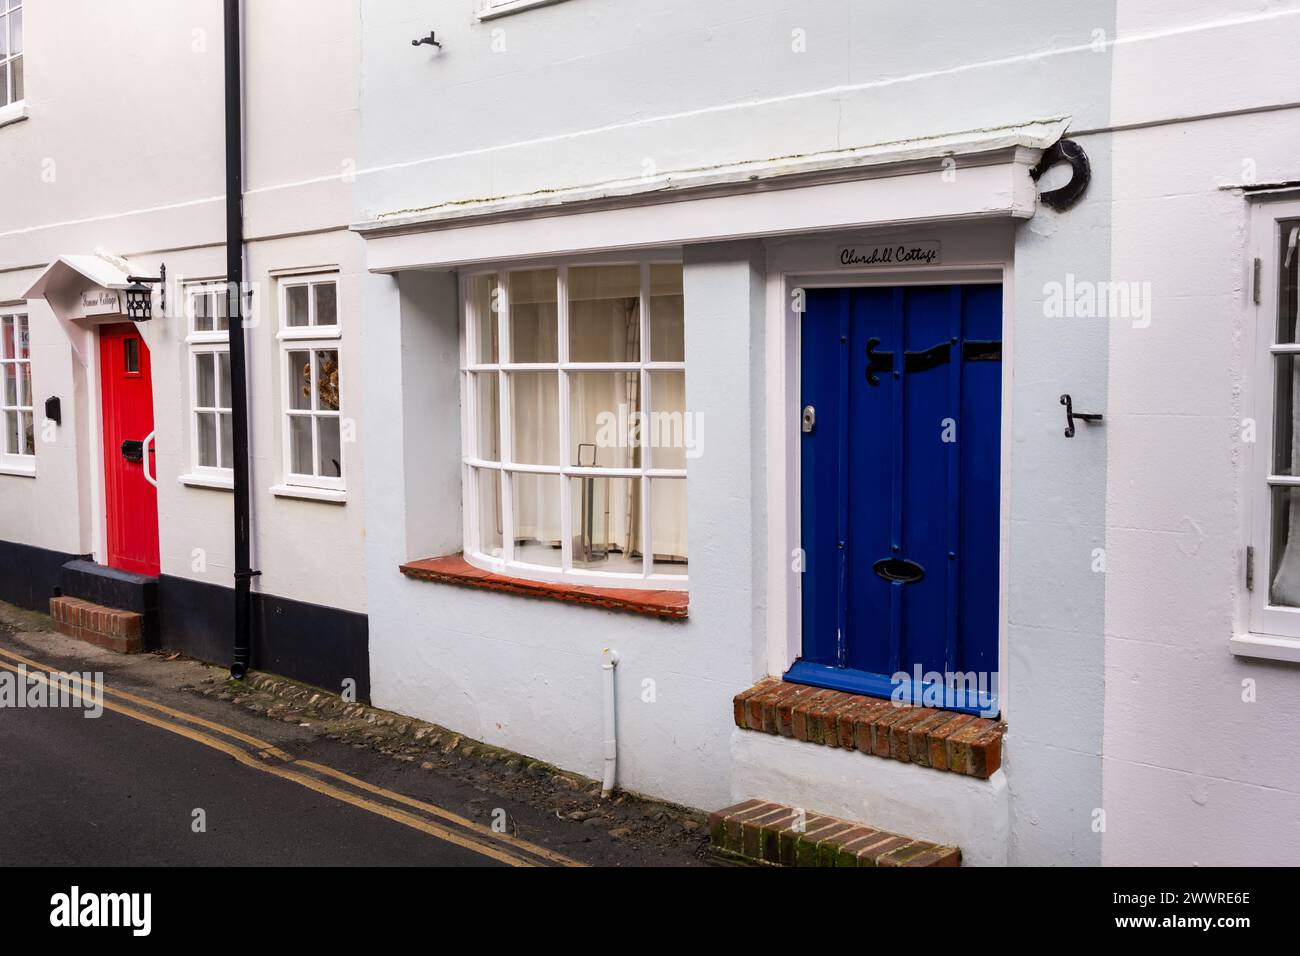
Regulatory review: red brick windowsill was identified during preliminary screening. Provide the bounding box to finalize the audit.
[399,554,689,620]
[733,678,1005,779]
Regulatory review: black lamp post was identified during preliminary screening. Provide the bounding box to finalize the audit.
[124,264,166,321]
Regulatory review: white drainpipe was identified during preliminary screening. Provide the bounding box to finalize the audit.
[601,648,619,798]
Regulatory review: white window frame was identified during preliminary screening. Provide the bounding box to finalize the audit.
[180,284,234,486]
[277,274,344,493]
[0,309,34,472]
[1240,197,1300,660]
[460,256,688,590]
[476,0,569,21]
[0,0,25,124]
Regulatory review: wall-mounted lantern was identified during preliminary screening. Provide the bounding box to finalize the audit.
[124,263,166,321]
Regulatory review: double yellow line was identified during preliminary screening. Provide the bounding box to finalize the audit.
[0,645,583,868]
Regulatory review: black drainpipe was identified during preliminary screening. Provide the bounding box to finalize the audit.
[224,0,254,678]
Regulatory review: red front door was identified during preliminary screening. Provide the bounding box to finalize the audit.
[100,323,160,577]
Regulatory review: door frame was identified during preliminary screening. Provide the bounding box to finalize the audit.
[764,230,1015,717]
[95,321,159,574]
[90,320,158,575]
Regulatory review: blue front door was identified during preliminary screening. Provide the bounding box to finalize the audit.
[788,284,1002,715]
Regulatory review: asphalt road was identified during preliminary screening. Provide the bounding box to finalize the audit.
[0,603,703,868]
[0,697,500,867]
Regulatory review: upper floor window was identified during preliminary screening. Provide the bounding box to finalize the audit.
[1,1,23,108]
[0,311,34,467]
[278,275,344,491]
[477,0,568,20]
[1248,203,1300,647]
[461,260,689,589]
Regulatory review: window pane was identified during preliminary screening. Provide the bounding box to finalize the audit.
[1274,355,1300,475]
[192,292,212,332]
[648,370,689,470]
[318,416,342,478]
[570,475,640,572]
[649,264,685,362]
[470,274,500,364]
[195,353,216,407]
[508,370,558,466]
[219,413,232,469]
[0,13,8,60]
[649,477,688,575]
[512,472,561,567]
[1270,485,1300,605]
[124,337,139,374]
[286,285,310,327]
[215,290,230,332]
[315,349,340,411]
[20,410,32,455]
[16,316,28,358]
[568,370,640,468]
[10,56,19,103]
[508,269,558,363]
[18,355,29,406]
[287,350,311,410]
[3,409,15,454]
[10,8,20,56]
[473,467,504,558]
[197,412,218,467]
[2,362,15,406]
[1277,221,1299,343]
[218,351,232,408]
[472,371,500,461]
[568,265,640,363]
[314,282,337,326]
[0,316,11,359]
[288,415,313,474]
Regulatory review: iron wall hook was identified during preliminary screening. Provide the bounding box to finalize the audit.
[411,31,442,48]
[1060,393,1103,438]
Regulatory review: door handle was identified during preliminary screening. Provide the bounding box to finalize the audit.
[142,431,157,488]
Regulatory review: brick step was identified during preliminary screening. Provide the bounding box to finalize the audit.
[50,596,143,654]
[708,799,960,867]
[733,678,1005,779]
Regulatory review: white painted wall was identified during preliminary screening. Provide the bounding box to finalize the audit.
[0,1,370,614]
[1099,0,1300,865]
[357,0,1300,865]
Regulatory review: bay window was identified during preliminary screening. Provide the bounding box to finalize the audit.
[462,260,689,588]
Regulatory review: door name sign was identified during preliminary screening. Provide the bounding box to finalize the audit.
[78,289,123,316]
[838,241,941,268]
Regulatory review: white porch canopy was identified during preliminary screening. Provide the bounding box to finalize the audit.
[353,117,1070,271]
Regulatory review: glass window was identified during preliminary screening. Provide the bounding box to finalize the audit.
[0,2,23,108]
[0,312,33,460]
[280,275,344,488]
[460,262,687,586]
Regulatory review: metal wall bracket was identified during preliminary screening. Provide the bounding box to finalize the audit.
[1060,393,1103,438]
[411,31,442,48]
